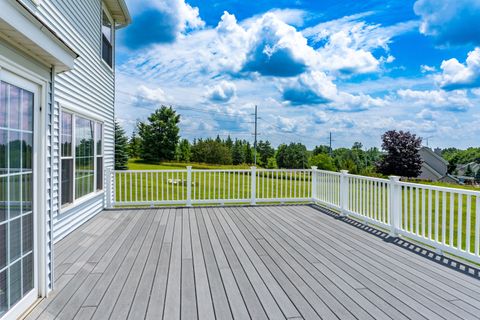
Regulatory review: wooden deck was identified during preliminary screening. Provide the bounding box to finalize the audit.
[25,205,480,320]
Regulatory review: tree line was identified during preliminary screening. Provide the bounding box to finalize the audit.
[115,106,425,178]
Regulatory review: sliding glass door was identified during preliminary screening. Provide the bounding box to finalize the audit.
[0,79,36,318]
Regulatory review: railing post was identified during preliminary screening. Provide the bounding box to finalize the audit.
[186,166,192,207]
[251,166,256,205]
[389,176,401,237]
[106,167,113,209]
[340,170,349,216]
[311,166,318,202]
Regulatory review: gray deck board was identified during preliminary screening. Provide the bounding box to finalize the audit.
[26,205,480,320]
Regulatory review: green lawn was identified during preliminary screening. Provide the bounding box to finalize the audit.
[116,159,311,203]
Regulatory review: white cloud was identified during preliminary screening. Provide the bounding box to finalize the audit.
[135,85,168,103]
[205,81,237,103]
[436,47,480,90]
[316,31,380,74]
[303,12,417,51]
[302,14,417,75]
[123,0,205,48]
[282,71,386,110]
[397,89,471,111]
[414,0,480,46]
[282,71,337,105]
[416,108,439,120]
[247,9,309,27]
[420,64,436,73]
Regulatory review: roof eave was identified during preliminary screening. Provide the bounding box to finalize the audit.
[2,0,78,72]
[103,0,132,28]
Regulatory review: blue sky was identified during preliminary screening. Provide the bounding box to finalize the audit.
[115,0,480,149]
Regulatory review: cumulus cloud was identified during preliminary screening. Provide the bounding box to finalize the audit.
[205,81,237,103]
[282,71,385,111]
[123,0,204,49]
[417,108,439,120]
[436,48,480,90]
[414,0,480,46]
[397,89,471,111]
[282,71,337,105]
[130,85,171,110]
[303,12,417,75]
[240,13,316,77]
[316,31,380,74]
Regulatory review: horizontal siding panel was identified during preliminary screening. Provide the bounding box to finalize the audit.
[32,0,116,244]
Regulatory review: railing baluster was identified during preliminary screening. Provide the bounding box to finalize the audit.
[435,190,439,242]
[450,193,454,247]
[422,188,426,237]
[428,189,432,240]
[466,195,471,253]
[475,196,480,256]
[442,191,447,244]
[458,194,463,250]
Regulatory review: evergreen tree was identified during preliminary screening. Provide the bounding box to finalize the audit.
[225,135,233,150]
[257,140,275,167]
[128,129,142,158]
[244,142,253,164]
[176,139,191,162]
[138,106,180,162]
[232,139,245,165]
[114,120,129,170]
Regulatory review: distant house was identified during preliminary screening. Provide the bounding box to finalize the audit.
[418,147,458,183]
[0,1,130,318]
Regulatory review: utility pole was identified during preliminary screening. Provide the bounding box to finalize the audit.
[329,132,333,156]
[254,105,258,166]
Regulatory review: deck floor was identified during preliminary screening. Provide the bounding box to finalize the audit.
[25,205,480,320]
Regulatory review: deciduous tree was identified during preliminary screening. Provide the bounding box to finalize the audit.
[377,130,422,177]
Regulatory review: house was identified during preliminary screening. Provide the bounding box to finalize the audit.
[0,0,130,318]
[418,147,458,183]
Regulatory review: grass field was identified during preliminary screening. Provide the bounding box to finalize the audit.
[117,160,312,203]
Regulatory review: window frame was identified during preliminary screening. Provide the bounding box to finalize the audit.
[60,110,104,210]
[100,5,114,69]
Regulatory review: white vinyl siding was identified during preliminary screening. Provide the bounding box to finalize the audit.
[28,0,115,242]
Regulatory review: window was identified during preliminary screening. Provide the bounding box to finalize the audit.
[102,11,113,67]
[60,112,104,207]
[95,122,103,190]
[60,112,73,205]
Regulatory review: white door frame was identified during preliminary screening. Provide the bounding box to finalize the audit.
[0,59,49,319]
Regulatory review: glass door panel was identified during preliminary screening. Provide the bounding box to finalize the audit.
[0,81,35,317]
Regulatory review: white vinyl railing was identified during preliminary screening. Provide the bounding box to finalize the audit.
[313,169,480,264]
[107,166,312,207]
[106,166,480,264]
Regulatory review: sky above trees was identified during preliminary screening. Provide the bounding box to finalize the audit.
[115,0,480,149]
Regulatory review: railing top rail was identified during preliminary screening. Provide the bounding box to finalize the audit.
[191,169,251,172]
[398,180,480,196]
[257,168,312,172]
[346,173,389,183]
[114,169,187,173]
[113,168,313,173]
[316,169,342,176]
